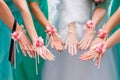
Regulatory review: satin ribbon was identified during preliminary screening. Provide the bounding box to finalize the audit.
[34,37,44,75]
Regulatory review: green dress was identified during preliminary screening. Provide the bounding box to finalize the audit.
[14,0,48,80]
[110,0,120,79]
[0,0,24,80]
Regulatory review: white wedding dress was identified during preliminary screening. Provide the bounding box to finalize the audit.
[41,0,118,80]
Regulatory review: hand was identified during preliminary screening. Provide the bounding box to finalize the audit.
[80,37,104,68]
[77,26,95,50]
[33,37,55,61]
[50,33,63,52]
[36,45,55,61]
[17,26,35,57]
[65,32,78,55]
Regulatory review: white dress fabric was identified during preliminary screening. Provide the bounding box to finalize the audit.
[41,0,118,80]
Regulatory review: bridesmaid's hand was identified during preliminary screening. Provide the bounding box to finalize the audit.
[50,33,63,52]
[65,31,78,55]
[80,37,105,68]
[33,37,55,61]
[77,25,95,50]
[36,45,55,61]
[17,25,35,57]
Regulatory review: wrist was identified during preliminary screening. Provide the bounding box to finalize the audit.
[15,24,23,33]
[34,37,44,47]
[85,20,95,30]
[45,25,57,36]
[95,42,106,54]
[68,23,76,34]
[11,28,24,42]
[97,28,108,39]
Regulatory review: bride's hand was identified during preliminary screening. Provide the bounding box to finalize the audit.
[65,23,78,55]
[77,25,95,50]
[50,33,63,52]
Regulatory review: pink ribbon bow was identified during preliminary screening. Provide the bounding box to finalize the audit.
[11,32,22,41]
[97,28,107,38]
[95,42,106,54]
[85,20,95,29]
[35,37,44,47]
[46,25,56,35]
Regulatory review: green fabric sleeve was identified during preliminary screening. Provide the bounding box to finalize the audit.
[27,0,38,2]
[96,0,111,10]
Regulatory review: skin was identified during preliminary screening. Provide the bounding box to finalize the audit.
[80,7,120,67]
[0,0,55,61]
[13,0,55,60]
[77,7,106,50]
[28,2,63,52]
[65,7,106,55]
[65,23,78,55]
[0,0,34,56]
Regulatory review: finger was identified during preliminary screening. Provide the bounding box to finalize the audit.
[85,39,92,49]
[71,44,74,55]
[80,50,95,59]
[73,45,77,55]
[95,54,102,68]
[81,39,88,50]
[40,54,47,60]
[77,43,81,51]
[25,43,34,58]
[41,48,49,60]
[68,43,72,55]
[43,47,54,61]
[80,39,88,50]
[54,41,59,51]
[50,37,54,49]
[80,52,96,60]
[46,48,55,58]
[46,51,55,61]
[59,40,64,51]
[78,38,84,46]
[27,44,35,57]
[64,41,68,49]
[19,41,26,56]
[38,49,47,60]
[57,41,63,52]
[80,50,94,56]
[79,39,87,50]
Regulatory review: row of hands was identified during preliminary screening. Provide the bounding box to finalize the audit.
[15,23,106,68]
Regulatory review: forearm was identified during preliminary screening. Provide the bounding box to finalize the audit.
[104,7,120,34]
[0,0,22,32]
[92,7,106,27]
[0,0,14,30]
[29,2,50,29]
[13,0,38,41]
[105,29,120,49]
[68,23,76,33]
